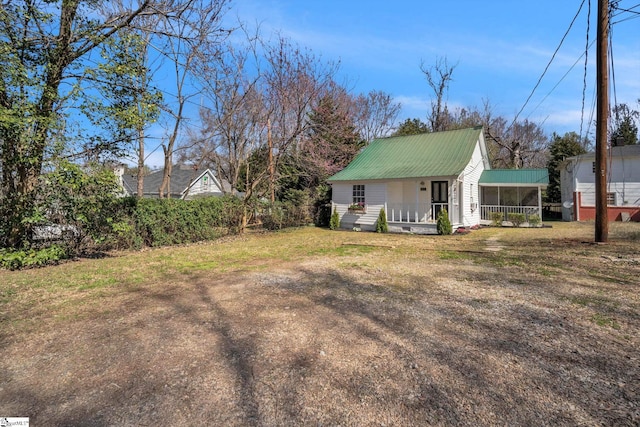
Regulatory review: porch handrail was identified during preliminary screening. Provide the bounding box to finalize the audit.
[480,204,540,220]
[387,202,449,223]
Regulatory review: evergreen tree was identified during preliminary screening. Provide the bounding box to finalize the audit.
[375,208,388,233]
[611,103,639,146]
[304,94,364,180]
[546,132,587,203]
[392,118,430,136]
[330,208,340,230]
[436,208,452,235]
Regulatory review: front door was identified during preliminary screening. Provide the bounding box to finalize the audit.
[431,181,448,220]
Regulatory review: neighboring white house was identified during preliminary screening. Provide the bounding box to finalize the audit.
[560,144,640,222]
[116,164,232,199]
[327,126,548,233]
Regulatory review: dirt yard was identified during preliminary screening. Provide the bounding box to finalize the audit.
[1,223,639,426]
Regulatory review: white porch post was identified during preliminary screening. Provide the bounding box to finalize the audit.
[537,186,542,219]
[450,180,454,223]
[415,181,419,223]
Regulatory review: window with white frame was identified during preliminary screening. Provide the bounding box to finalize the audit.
[607,192,616,205]
[352,184,365,207]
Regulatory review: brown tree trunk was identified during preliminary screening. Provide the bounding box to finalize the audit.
[137,124,145,197]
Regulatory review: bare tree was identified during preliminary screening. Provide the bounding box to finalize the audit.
[182,33,338,228]
[128,21,164,198]
[486,119,548,169]
[354,90,401,143]
[188,38,265,198]
[154,0,231,198]
[420,57,458,132]
[261,36,339,199]
[443,99,549,169]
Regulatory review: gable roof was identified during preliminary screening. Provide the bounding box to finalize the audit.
[479,169,549,186]
[327,126,484,182]
[122,165,231,197]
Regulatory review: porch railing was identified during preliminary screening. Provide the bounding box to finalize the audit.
[387,203,449,223]
[480,205,541,221]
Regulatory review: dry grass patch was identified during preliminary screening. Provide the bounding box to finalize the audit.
[1,222,639,426]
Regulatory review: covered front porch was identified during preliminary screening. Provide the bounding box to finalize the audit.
[385,178,462,234]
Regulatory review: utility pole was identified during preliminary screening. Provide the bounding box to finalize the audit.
[595,0,609,242]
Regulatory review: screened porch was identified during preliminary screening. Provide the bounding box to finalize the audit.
[479,185,542,223]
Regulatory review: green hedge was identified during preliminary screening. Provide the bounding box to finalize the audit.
[0,245,68,270]
[131,196,243,247]
[1,196,245,269]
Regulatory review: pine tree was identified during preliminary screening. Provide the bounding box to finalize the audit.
[436,209,452,235]
[546,132,587,203]
[329,208,340,230]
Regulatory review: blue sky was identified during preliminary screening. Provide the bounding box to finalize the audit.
[229,0,639,136]
[142,1,639,167]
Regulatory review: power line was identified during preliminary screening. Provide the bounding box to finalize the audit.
[580,0,591,140]
[611,2,640,16]
[586,79,597,144]
[525,38,596,123]
[609,24,618,118]
[611,13,640,23]
[611,1,640,23]
[508,0,587,133]
[518,0,631,138]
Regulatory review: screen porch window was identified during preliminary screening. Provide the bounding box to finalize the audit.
[352,184,365,207]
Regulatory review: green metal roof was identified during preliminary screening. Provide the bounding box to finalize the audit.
[479,169,549,185]
[327,127,483,182]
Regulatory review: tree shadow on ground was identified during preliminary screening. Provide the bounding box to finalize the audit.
[1,258,638,426]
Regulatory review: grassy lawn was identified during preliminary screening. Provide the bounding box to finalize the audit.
[1,222,639,425]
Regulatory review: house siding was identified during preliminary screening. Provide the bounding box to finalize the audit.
[460,141,485,227]
[186,172,223,198]
[332,182,386,231]
[387,181,403,207]
[560,162,575,221]
[561,147,640,221]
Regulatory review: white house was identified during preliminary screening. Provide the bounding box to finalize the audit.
[560,144,640,222]
[328,126,549,233]
[117,164,232,199]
